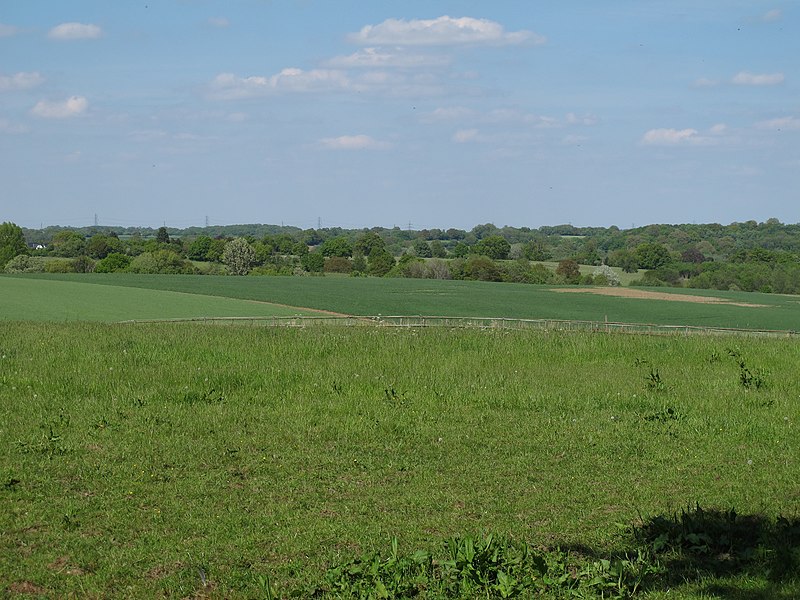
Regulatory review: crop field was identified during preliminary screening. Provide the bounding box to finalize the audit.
[1,322,799,598]
[4,273,800,331]
[0,276,319,322]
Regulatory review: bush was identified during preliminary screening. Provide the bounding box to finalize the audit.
[592,264,621,286]
[324,256,353,273]
[4,255,46,273]
[94,252,131,273]
[45,259,76,273]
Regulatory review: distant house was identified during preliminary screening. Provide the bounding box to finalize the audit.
[29,243,45,250]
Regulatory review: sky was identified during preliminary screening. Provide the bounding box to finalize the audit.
[1,1,798,231]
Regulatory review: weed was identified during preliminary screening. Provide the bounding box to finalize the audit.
[727,348,769,390]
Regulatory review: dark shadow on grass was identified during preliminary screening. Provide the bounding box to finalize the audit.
[631,505,800,594]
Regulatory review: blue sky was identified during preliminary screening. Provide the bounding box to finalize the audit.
[1,1,798,230]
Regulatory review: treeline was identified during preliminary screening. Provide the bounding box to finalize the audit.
[5,218,800,293]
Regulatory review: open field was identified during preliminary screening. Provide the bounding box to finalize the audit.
[1,323,799,597]
[4,273,800,331]
[0,276,321,322]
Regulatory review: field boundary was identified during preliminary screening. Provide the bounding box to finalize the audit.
[118,314,799,337]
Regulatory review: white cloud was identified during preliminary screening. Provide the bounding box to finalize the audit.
[48,22,103,40]
[452,128,479,143]
[319,134,390,150]
[30,96,88,118]
[348,16,544,46]
[0,22,18,37]
[325,47,450,68]
[709,123,727,135]
[211,69,351,99]
[0,71,44,92]
[756,116,800,131]
[761,9,782,22]
[641,128,701,145]
[208,17,230,28]
[731,71,784,86]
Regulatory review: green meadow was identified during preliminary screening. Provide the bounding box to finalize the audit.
[5,273,800,330]
[0,276,316,322]
[1,323,799,598]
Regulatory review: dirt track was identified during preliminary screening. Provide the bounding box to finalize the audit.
[551,287,767,308]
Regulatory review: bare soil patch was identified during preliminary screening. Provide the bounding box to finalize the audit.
[551,287,767,308]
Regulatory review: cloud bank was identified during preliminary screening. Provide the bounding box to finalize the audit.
[0,71,44,91]
[319,134,390,150]
[48,22,103,40]
[30,96,88,118]
[348,16,544,46]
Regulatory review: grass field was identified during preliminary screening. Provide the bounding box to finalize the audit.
[0,276,318,322]
[4,273,800,331]
[1,323,798,597]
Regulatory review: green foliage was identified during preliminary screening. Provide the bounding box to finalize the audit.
[3,255,46,273]
[555,259,581,283]
[85,234,123,259]
[0,221,28,268]
[474,235,511,260]
[635,242,672,270]
[155,226,171,244]
[324,256,353,274]
[94,252,132,273]
[368,249,395,277]
[320,236,353,258]
[221,237,257,276]
[301,251,325,273]
[354,232,387,257]
[50,230,86,258]
[128,250,194,274]
[412,238,432,258]
[463,255,503,282]
[187,235,214,261]
[430,240,447,258]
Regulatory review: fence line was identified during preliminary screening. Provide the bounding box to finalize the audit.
[117,314,798,337]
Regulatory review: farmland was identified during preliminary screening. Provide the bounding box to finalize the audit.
[4,272,800,331]
[2,321,799,598]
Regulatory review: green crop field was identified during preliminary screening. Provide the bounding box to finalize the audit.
[0,276,318,322]
[5,273,800,331]
[1,323,798,598]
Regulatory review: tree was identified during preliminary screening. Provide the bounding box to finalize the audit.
[463,255,503,281]
[320,236,353,258]
[156,226,171,244]
[430,240,447,258]
[51,230,85,257]
[301,251,324,273]
[555,259,581,283]
[221,237,256,275]
[474,235,511,260]
[368,249,395,277]
[94,252,132,273]
[635,242,671,270]
[412,239,432,258]
[187,236,213,261]
[86,234,123,259]
[354,231,386,257]
[0,221,27,268]
[522,239,551,261]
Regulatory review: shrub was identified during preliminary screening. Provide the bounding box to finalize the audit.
[94,252,132,273]
[324,256,353,274]
[3,255,46,273]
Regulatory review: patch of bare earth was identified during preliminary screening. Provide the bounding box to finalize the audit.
[7,581,46,595]
[551,287,767,308]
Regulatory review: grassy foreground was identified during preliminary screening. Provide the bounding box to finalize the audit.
[1,323,798,597]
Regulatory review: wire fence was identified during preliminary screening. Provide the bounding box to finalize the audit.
[118,314,799,337]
